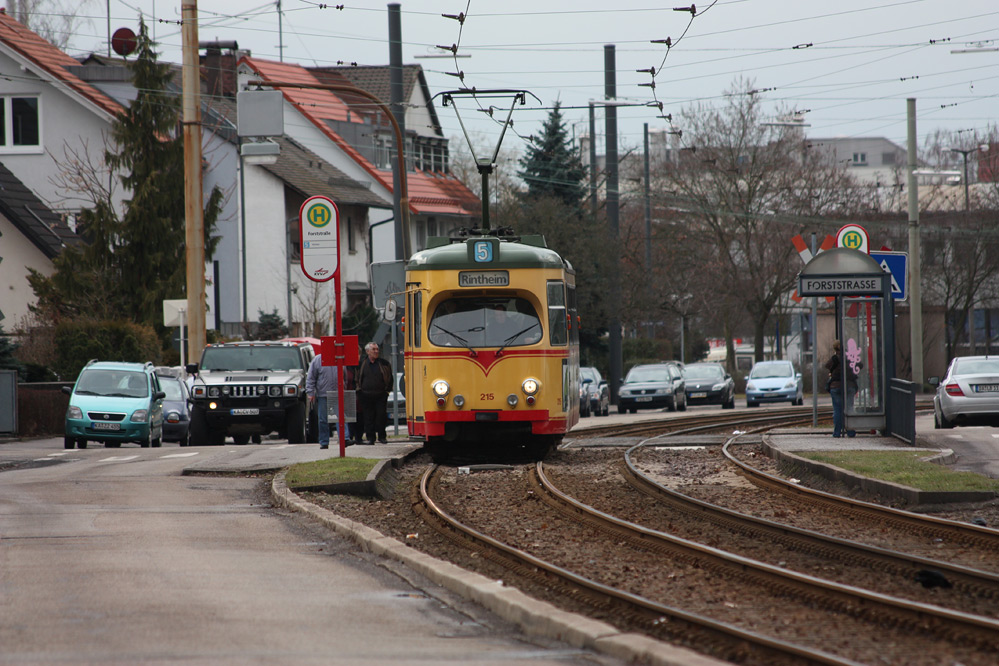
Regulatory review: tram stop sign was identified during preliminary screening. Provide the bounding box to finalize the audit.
[299,195,340,283]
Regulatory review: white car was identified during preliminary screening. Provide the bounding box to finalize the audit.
[930,356,999,429]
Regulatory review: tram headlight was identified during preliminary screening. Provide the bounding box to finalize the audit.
[432,380,450,397]
[453,394,465,408]
[507,394,519,407]
[522,378,539,396]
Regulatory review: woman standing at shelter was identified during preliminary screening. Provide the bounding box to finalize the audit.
[825,340,856,438]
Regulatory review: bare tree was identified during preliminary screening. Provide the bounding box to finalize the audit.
[9,0,95,51]
[652,78,865,363]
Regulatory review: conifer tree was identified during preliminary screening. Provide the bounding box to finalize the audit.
[517,101,587,211]
[29,20,221,327]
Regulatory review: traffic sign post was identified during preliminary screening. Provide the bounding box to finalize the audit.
[299,195,350,456]
[870,251,908,301]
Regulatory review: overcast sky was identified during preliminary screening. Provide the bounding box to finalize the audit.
[61,1,999,158]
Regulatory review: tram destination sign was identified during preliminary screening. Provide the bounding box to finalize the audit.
[798,275,883,297]
[459,270,509,287]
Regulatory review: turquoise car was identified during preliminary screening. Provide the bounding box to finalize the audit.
[62,361,166,449]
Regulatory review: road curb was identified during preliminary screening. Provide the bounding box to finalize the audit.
[271,470,728,666]
[761,440,996,505]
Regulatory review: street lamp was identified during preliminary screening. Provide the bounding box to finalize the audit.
[949,147,975,211]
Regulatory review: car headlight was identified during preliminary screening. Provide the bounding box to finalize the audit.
[746,381,757,391]
[662,387,673,395]
[132,409,149,423]
[432,380,450,397]
[284,384,298,397]
[620,388,632,397]
[712,382,727,391]
[166,410,181,424]
[67,405,83,419]
[783,380,797,389]
[522,378,539,395]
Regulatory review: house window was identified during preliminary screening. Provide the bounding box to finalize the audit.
[852,152,867,165]
[0,96,40,148]
[347,216,356,253]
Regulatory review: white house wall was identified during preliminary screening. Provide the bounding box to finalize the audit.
[405,85,437,139]
[0,51,124,218]
[201,130,242,329]
[243,165,291,326]
[0,215,52,326]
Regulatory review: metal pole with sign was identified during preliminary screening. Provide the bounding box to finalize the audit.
[299,195,357,457]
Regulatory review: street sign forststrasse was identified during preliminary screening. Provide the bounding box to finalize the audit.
[299,195,340,283]
[870,250,908,301]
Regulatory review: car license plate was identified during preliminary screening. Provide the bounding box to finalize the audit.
[231,408,260,415]
[636,396,652,402]
[691,392,707,399]
[974,384,999,393]
[92,422,120,431]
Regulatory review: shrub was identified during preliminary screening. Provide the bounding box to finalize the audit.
[54,319,162,381]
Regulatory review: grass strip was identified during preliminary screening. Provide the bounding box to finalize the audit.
[798,450,999,492]
[284,457,379,489]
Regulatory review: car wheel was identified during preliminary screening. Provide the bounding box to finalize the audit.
[179,429,190,447]
[287,402,307,444]
[252,434,262,444]
[151,434,162,448]
[678,394,687,412]
[140,431,151,448]
[190,407,209,446]
[232,434,250,446]
[64,436,74,449]
[77,439,87,449]
[937,407,955,429]
[667,399,677,412]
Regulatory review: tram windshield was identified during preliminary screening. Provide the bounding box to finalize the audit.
[428,297,542,349]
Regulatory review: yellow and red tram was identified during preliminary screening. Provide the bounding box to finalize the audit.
[404,230,579,458]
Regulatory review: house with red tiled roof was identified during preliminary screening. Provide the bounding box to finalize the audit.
[235,56,481,262]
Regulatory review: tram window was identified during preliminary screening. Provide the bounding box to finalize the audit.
[414,291,422,347]
[428,297,541,348]
[547,281,567,346]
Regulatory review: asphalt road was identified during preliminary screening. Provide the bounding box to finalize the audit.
[0,438,620,666]
[2,402,995,665]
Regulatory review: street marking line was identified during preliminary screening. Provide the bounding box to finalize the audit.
[160,452,200,459]
[98,455,141,462]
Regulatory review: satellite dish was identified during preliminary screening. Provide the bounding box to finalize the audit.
[111,27,137,57]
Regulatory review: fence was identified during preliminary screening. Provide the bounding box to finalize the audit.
[887,378,916,444]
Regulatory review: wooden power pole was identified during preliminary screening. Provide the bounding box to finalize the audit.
[182,0,206,361]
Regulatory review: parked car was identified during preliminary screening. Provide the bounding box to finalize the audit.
[580,366,609,416]
[62,360,166,449]
[387,371,406,426]
[745,360,803,407]
[578,376,591,417]
[156,372,192,446]
[930,355,999,428]
[618,362,686,413]
[683,362,736,409]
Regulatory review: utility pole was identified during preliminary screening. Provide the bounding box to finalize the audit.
[605,45,622,402]
[388,4,410,261]
[182,0,206,361]
[644,123,653,339]
[906,98,924,390]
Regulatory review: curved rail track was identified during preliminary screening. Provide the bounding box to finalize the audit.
[409,409,999,665]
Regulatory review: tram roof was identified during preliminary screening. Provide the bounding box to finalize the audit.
[408,235,571,271]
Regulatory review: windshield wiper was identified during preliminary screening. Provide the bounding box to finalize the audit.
[432,324,478,357]
[495,322,541,357]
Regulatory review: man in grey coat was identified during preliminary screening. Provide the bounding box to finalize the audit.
[306,355,349,449]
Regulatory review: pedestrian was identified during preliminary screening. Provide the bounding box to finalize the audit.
[357,341,393,444]
[305,354,349,450]
[825,339,856,438]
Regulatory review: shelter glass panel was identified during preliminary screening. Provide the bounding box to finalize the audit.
[841,297,884,417]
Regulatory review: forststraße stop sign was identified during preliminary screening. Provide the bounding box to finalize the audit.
[299,195,339,282]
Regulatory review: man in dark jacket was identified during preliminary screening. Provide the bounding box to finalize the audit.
[825,339,856,438]
[357,341,393,444]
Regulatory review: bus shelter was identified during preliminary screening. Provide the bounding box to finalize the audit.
[798,248,896,433]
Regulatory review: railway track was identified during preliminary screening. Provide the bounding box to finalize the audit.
[301,405,996,664]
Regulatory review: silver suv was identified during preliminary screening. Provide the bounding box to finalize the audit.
[186,340,315,445]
